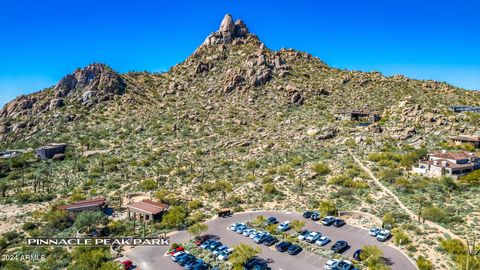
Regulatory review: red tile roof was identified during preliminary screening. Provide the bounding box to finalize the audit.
[449,136,480,143]
[58,197,106,211]
[430,151,479,160]
[127,199,169,215]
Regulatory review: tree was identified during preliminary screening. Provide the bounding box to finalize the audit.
[0,181,9,197]
[416,256,433,270]
[290,219,305,233]
[392,228,410,245]
[382,212,396,228]
[310,162,331,175]
[139,179,157,191]
[360,245,386,269]
[230,243,261,270]
[74,211,104,231]
[422,206,448,223]
[318,201,338,216]
[160,206,187,229]
[460,170,480,184]
[214,180,232,201]
[245,160,259,175]
[252,215,266,227]
[187,223,208,239]
[68,247,113,270]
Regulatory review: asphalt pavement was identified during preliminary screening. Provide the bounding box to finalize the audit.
[126,211,417,270]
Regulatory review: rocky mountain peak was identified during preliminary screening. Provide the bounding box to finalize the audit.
[54,63,125,105]
[1,63,125,119]
[203,14,250,46]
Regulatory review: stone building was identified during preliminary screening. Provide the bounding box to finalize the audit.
[127,199,169,222]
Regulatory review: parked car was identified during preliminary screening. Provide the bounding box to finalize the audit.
[243,228,256,237]
[253,232,269,244]
[252,261,269,270]
[250,231,260,240]
[200,239,214,249]
[236,224,248,234]
[376,229,390,242]
[265,216,278,225]
[275,241,292,252]
[185,259,204,270]
[322,216,336,226]
[324,259,338,270]
[213,245,228,256]
[303,211,313,218]
[177,254,196,266]
[297,230,310,240]
[263,235,279,246]
[331,240,349,253]
[369,226,381,236]
[305,231,322,243]
[218,248,234,261]
[277,221,291,232]
[169,246,185,255]
[333,219,346,227]
[353,249,362,261]
[333,260,356,270]
[315,236,331,246]
[192,262,209,270]
[287,244,302,255]
[244,257,262,270]
[120,260,133,270]
[195,235,209,246]
[172,251,187,262]
[311,212,321,221]
[229,223,242,231]
[207,241,222,252]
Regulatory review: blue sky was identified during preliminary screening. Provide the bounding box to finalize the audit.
[1,0,479,106]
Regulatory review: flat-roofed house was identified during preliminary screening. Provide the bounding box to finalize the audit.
[412,151,480,180]
[127,199,169,222]
[36,143,67,159]
[449,135,480,148]
[334,110,380,122]
[58,197,107,218]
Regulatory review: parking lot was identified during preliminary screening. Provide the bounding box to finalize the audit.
[126,211,417,270]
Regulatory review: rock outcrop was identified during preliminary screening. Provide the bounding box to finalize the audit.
[54,63,126,106]
[203,14,250,46]
[1,63,125,119]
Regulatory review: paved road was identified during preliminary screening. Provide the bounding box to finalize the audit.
[126,211,417,270]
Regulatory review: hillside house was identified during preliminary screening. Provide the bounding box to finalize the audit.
[334,110,380,123]
[57,197,107,218]
[412,151,480,180]
[127,199,169,222]
[449,106,480,113]
[449,135,480,148]
[36,143,67,159]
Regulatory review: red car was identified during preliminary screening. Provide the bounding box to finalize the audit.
[169,246,185,255]
[120,260,133,270]
[195,235,209,246]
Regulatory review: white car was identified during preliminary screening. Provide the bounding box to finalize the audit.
[305,231,321,243]
[376,229,390,242]
[298,230,310,240]
[213,245,228,256]
[369,226,381,236]
[218,248,234,261]
[277,221,291,232]
[243,228,256,237]
[250,231,260,239]
[171,251,186,261]
[228,223,241,230]
[315,236,331,246]
[324,259,338,270]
